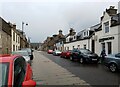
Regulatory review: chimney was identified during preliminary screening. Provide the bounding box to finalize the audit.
[13,24,16,29]
[106,6,117,16]
[59,29,62,35]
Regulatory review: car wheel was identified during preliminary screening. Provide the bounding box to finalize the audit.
[109,63,117,72]
[80,58,84,64]
[70,56,73,61]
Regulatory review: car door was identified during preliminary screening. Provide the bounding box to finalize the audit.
[115,53,120,68]
[73,49,79,58]
[13,57,26,87]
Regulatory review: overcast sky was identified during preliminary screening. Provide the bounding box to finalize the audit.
[0,0,119,43]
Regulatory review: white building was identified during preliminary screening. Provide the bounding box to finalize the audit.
[11,24,20,52]
[95,6,120,55]
[64,28,95,52]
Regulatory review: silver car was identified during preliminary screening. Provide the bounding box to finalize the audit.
[104,53,120,72]
[12,50,31,63]
[53,50,62,56]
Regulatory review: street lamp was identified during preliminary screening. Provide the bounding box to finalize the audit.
[21,22,28,48]
[22,22,28,34]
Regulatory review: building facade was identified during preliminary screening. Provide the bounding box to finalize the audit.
[64,28,95,52]
[0,17,12,54]
[11,24,20,52]
[95,6,120,55]
[41,30,65,51]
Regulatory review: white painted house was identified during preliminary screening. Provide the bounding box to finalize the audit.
[95,6,120,55]
[11,24,20,52]
[64,28,95,52]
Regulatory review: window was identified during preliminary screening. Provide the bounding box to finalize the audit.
[115,53,120,58]
[13,45,15,51]
[73,46,74,49]
[13,32,15,41]
[13,57,26,86]
[104,22,109,33]
[84,45,86,49]
[67,47,69,50]
[87,31,89,36]
[16,46,17,51]
[74,36,76,39]
[84,32,86,36]
[107,42,112,54]
[16,35,17,43]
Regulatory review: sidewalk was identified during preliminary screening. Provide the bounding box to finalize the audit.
[32,51,91,85]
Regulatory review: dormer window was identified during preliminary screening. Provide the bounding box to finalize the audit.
[84,32,86,36]
[74,36,76,39]
[104,21,109,33]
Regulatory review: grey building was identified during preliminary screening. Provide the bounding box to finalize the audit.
[0,17,12,54]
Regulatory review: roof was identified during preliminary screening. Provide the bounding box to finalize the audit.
[111,13,120,27]
[0,55,20,63]
[90,23,101,31]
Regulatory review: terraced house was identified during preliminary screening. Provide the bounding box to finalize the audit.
[95,6,120,55]
[0,17,12,54]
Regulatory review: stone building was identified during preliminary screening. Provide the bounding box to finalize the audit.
[0,17,12,54]
[10,23,20,52]
[41,30,65,51]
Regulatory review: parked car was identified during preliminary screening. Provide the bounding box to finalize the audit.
[0,54,36,86]
[104,53,120,72]
[70,48,99,63]
[12,50,31,63]
[60,50,72,58]
[47,49,53,54]
[21,48,34,60]
[53,50,62,56]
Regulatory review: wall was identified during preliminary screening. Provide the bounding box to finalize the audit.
[64,39,90,51]
[95,12,119,55]
[2,30,11,54]
[11,29,20,52]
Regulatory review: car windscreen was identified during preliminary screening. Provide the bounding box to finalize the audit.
[0,63,9,86]
[80,49,93,54]
[21,48,32,55]
[12,51,29,56]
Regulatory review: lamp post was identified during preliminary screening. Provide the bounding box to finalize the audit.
[21,22,28,48]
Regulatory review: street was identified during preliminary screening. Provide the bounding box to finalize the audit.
[31,51,120,86]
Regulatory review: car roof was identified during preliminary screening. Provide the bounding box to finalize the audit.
[0,54,20,63]
[13,50,28,52]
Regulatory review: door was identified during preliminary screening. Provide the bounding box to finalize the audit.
[91,40,95,53]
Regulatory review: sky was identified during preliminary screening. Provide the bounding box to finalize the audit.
[0,0,119,43]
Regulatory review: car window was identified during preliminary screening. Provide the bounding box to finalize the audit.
[0,63,9,86]
[115,53,120,58]
[80,49,92,54]
[13,57,26,87]
[12,51,29,56]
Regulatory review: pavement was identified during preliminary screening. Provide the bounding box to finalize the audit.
[31,51,91,85]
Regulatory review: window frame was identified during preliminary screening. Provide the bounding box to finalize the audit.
[104,21,109,33]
